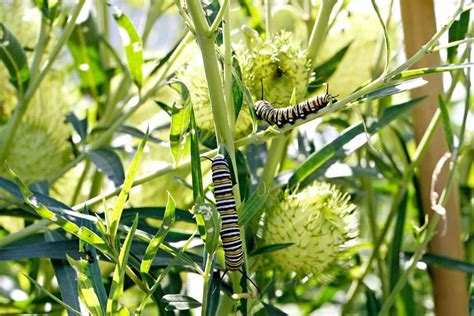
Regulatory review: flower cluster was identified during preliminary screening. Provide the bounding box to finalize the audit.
[259,181,358,280]
[237,31,312,106]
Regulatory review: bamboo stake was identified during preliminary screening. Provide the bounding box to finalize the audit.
[399,1,467,315]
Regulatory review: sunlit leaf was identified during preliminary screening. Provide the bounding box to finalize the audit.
[106,214,139,314]
[162,294,202,311]
[194,203,221,255]
[112,5,143,87]
[141,193,176,273]
[67,256,104,316]
[107,130,149,241]
[168,79,192,164]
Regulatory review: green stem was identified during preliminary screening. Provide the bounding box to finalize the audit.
[0,0,86,162]
[209,0,229,34]
[379,213,442,315]
[71,159,91,205]
[201,252,214,316]
[30,16,50,79]
[264,0,272,36]
[257,134,289,193]
[307,0,337,67]
[223,2,235,135]
[370,0,391,77]
[0,219,49,248]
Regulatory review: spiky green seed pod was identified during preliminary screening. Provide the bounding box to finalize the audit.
[176,53,252,139]
[0,72,74,183]
[259,182,358,280]
[237,31,312,106]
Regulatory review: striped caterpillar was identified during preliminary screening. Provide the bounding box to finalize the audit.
[254,91,337,128]
[210,154,260,297]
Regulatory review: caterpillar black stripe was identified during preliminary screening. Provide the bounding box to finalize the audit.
[255,92,337,128]
[211,154,244,271]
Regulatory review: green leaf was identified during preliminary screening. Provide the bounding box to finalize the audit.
[108,130,149,241]
[236,150,251,201]
[106,214,139,314]
[88,147,125,187]
[67,256,104,316]
[237,0,264,33]
[122,207,194,223]
[112,5,143,87]
[194,203,221,255]
[0,23,30,94]
[81,208,107,313]
[239,191,267,226]
[448,10,470,62]
[261,302,287,316]
[45,231,81,316]
[387,192,408,293]
[307,42,351,94]
[190,107,204,203]
[119,126,165,144]
[289,97,425,189]
[250,243,294,256]
[67,13,107,95]
[4,165,109,253]
[365,285,381,316]
[414,252,474,274]
[392,63,474,81]
[168,79,192,164]
[0,240,80,260]
[438,95,454,152]
[66,112,88,144]
[232,54,244,119]
[357,78,427,102]
[140,193,176,273]
[24,272,81,316]
[161,294,202,311]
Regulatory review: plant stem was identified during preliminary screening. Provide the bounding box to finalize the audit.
[30,16,50,79]
[0,0,86,162]
[379,213,442,315]
[264,0,272,36]
[201,252,214,316]
[223,2,235,135]
[257,135,288,193]
[307,0,337,67]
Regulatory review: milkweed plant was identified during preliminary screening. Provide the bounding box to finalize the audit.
[0,0,472,315]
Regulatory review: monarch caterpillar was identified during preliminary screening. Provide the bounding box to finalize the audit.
[210,154,260,297]
[254,90,337,128]
[211,154,244,271]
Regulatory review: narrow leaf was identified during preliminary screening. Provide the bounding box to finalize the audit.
[67,13,107,94]
[0,23,30,94]
[108,130,149,241]
[67,256,104,316]
[414,252,474,273]
[308,42,351,93]
[239,192,267,226]
[168,79,192,164]
[107,214,139,314]
[112,5,143,87]
[448,11,470,62]
[66,112,88,143]
[141,193,176,273]
[438,95,454,152]
[289,97,425,189]
[232,54,244,118]
[393,63,474,81]
[45,231,81,316]
[357,78,427,102]
[250,243,294,256]
[88,147,125,187]
[24,273,81,316]
[189,107,204,203]
[261,302,287,316]
[4,166,109,253]
[162,294,202,311]
[0,240,80,260]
